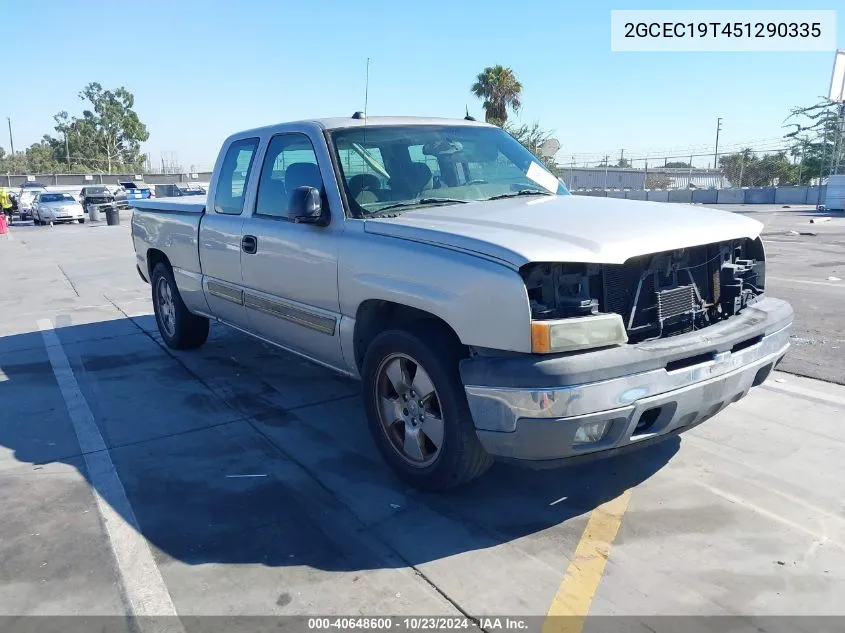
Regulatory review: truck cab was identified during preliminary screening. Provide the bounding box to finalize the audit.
[131,115,792,490]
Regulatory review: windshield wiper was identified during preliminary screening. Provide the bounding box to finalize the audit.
[485,189,554,201]
[373,198,468,214]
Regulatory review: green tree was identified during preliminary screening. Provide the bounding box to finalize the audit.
[78,82,149,172]
[471,65,523,126]
[503,121,558,169]
[616,157,630,168]
[664,161,691,168]
[1,83,149,174]
[24,139,63,173]
[0,145,44,174]
[719,149,796,187]
[646,174,673,189]
[720,149,757,187]
[758,151,797,185]
[54,111,98,171]
[54,83,149,172]
[784,98,842,182]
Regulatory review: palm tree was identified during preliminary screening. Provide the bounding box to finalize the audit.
[471,65,523,126]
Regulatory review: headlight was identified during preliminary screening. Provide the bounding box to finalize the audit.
[530,313,628,354]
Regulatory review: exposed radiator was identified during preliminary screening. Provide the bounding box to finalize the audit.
[657,285,696,322]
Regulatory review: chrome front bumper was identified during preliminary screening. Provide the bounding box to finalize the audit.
[463,302,792,463]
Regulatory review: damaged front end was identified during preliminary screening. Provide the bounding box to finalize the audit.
[521,237,766,344]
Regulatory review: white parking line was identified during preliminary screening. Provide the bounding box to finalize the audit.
[763,379,845,408]
[768,276,844,289]
[38,318,182,625]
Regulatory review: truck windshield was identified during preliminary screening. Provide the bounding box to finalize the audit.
[330,125,568,217]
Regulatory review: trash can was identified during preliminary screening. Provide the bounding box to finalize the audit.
[87,204,101,222]
[105,207,120,226]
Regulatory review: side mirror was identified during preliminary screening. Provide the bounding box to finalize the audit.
[288,186,326,225]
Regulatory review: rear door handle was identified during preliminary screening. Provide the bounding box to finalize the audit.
[241,235,258,254]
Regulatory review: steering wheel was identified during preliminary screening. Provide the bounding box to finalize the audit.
[466,179,489,185]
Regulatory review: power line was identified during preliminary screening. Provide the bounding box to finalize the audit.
[567,134,805,164]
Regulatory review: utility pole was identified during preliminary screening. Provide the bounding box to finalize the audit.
[604,155,609,188]
[619,148,625,167]
[797,142,806,185]
[65,132,71,170]
[714,117,723,177]
[6,117,14,155]
[817,122,829,207]
[688,154,694,189]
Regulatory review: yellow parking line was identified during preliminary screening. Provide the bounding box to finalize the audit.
[542,489,632,633]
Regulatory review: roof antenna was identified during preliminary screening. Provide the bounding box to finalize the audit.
[464,106,475,121]
[364,57,370,119]
[352,59,370,123]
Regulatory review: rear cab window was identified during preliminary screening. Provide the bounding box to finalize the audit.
[213,137,259,215]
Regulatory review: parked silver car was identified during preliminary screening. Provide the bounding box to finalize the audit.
[32,192,86,225]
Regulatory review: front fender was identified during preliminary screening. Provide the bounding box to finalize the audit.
[339,222,533,353]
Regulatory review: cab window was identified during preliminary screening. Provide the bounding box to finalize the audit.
[254,133,323,219]
[213,137,258,215]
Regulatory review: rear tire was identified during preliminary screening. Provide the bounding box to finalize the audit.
[362,325,493,491]
[151,263,209,350]
[79,219,85,224]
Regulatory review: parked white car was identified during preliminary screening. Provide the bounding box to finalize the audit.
[16,186,47,220]
[32,192,86,225]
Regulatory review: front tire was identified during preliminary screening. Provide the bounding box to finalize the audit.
[151,263,209,350]
[362,326,493,491]
[78,219,85,224]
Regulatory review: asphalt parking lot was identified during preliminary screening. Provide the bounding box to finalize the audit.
[1,205,844,631]
[734,204,845,385]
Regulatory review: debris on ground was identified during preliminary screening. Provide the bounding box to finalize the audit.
[777,560,786,566]
[810,217,832,224]
[787,230,800,235]
[828,277,842,281]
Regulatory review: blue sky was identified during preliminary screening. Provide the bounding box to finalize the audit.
[4,0,843,170]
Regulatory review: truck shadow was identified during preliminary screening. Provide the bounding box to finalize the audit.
[0,317,679,573]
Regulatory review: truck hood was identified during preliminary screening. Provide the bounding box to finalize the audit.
[363,195,763,267]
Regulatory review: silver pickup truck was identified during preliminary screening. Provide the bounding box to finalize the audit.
[131,115,793,490]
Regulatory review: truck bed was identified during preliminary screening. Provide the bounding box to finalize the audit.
[131,197,206,295]
[131,197,206,214]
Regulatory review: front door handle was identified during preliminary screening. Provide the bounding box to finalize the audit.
[241,235,258,254]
